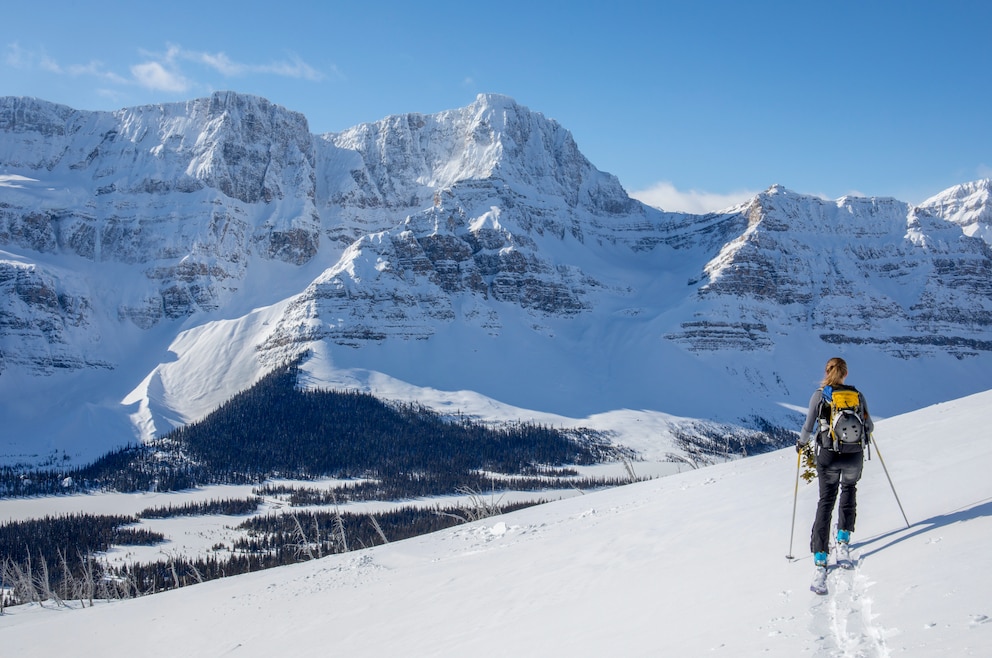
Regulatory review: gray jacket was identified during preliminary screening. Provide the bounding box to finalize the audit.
[798,386,874,447]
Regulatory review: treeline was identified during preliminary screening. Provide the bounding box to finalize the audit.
[0,513,166,610]
[0,514,164,560]
[254,472,639,507]
[667,417,795,469]
[0,501,538,610]
[0,359,627,499]
[163,362,611,479]
[138,497,263,519]
[232,503,540,556]
[0,445,198,497]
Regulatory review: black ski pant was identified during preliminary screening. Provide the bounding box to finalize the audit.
[810,448,864,554]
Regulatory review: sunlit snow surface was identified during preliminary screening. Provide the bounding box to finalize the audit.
[1,390,989,656]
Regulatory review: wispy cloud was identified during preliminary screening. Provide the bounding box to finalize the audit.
[131,43,326,92]
[179,46,325,81]
[630,181,757,214]
[6,42,128,84]
[67,62,129,84]
[5,41,326,94]
[4,42,29,68]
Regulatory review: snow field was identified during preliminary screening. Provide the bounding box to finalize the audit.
[0,389,990,656]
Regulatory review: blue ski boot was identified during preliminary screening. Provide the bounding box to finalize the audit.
[836,529,853,569]
[810,551,829,595]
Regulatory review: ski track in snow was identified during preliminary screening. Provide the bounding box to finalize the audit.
[806,550,892,657]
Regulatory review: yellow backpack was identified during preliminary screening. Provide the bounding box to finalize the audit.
[821,385,867,453]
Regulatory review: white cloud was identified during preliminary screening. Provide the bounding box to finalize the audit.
[630,181,757,214]
[130,60,191,93]
[6,41,325,95]
[194,50,241,76]
[38,54,62,73]
[4,42,28,67]
[257,55,325,81]
[6,42,130,86]
[5,43,62,73]
[175,46,324,81]
[67,61,129,84]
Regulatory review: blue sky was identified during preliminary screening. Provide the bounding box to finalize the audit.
[2,0,990,212]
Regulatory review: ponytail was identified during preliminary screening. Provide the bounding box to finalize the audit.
[820,357,848,388]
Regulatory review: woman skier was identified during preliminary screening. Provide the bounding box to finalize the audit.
[796,356,873,595]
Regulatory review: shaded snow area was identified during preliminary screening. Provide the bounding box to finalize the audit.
[2,390,990,656]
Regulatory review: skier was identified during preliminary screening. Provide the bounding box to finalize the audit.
[796,357,873,594]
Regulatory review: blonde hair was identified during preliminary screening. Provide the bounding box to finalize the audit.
[820,357,848,387]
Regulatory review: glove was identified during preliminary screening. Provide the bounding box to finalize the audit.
[796,440,805,454]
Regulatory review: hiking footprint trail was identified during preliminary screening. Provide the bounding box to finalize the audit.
[806,554,892,657]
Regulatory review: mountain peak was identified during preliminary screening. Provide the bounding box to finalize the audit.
[471,93,522,111]
[918,178,992,243]
[326,91,631,217]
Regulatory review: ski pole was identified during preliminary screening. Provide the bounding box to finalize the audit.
[871,435,910,529]
[786,448,802,560]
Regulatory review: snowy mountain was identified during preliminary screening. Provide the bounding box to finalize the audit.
[919,178,992,244]
[1,388,989,656]
[2,92,992,466]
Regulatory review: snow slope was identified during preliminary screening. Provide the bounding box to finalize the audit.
[1,389,989,656]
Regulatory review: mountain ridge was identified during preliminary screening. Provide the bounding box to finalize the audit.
[2,91,992,465]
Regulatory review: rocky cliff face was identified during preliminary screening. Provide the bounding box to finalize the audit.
[260,94,640,358]
[3,92,992,463]
[663,185,992,357]
[1,93,649,372]
[0,257,108,372]
[0,93,319,361]
[919,179,992,244]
